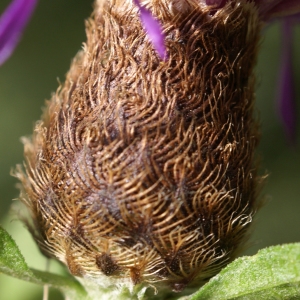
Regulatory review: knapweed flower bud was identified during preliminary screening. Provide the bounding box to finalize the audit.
[16,0,262,296]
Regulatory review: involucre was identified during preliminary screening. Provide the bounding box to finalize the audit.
[16,0,262,295]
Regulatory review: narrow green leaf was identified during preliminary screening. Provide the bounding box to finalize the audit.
[0,226,89,300]
[186,243,300,300]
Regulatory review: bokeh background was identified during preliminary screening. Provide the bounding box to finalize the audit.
[0,1,299,299]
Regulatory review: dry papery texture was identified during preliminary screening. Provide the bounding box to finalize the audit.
[15,0,262,295]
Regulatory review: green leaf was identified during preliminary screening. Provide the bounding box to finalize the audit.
[0,225,89,300]
[185,243,300,300]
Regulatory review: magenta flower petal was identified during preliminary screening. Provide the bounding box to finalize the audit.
[133,0,167,60]
[277,17,296,144]
[0,0,38,66]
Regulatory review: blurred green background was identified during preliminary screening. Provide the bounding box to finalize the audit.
[0,1,299,299]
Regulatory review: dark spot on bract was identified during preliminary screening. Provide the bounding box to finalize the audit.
[130,266,142,284]
[96,253,120,275]
[164,252,180,274]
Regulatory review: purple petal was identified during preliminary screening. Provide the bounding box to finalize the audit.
[133,0,167,60]
[0,0,38,66]
[277,18,296,144]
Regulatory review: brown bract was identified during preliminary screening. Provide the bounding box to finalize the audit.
[15,0,262,294]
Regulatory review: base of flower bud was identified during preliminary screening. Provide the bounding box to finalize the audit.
[77,276,148,300]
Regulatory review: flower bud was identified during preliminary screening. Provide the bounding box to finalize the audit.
[16,0,262,295]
